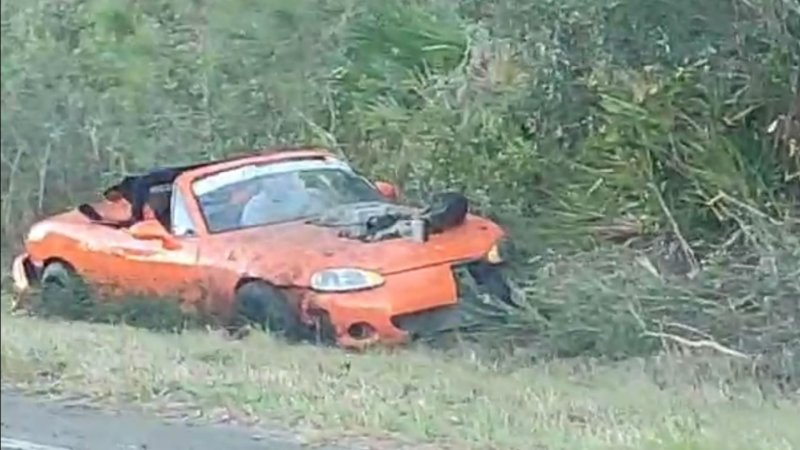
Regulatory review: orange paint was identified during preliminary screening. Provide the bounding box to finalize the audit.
[12,148,507,348]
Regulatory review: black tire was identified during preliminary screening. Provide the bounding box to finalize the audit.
[232,281,306,340]
[38,261,93,319]
[469,262,514,305]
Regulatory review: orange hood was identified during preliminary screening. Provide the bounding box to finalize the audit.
[221,214,504,286]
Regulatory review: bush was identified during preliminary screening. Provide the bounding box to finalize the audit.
[1,0,798,371]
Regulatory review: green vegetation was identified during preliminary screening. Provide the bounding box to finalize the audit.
[1,0,798,448]
[2,305,798,450]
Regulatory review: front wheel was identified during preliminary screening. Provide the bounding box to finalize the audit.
[231,281,307,341]
[38,261,93,319]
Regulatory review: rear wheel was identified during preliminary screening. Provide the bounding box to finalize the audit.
[38,261,93,319]
[231,281,307,341]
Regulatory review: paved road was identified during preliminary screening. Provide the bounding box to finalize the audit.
[0,390,338,450]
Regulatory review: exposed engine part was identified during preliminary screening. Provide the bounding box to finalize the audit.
[422,192,469,233]
[307,192,470,243]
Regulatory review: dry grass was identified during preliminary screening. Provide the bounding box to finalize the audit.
[1,301,797,450]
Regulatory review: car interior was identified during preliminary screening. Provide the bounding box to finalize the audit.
[74,157,358,234]
[77,167,188,230]
[145,184,173,230]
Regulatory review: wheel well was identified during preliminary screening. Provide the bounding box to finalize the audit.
[234,276,266,293]
[26,257,77,287]
[234,275,296,292]
[233,277,298,308]
[42,257,75,272]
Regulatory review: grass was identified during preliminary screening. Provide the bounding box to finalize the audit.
[0,2,797,448]
[1,299,797,450]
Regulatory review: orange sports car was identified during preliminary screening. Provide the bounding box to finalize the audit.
[11,147,513,348]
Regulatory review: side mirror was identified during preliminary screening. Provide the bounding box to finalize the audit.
[374,181,399,201]
[129,219,181,250]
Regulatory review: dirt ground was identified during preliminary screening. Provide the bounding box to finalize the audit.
[0,389,346,450]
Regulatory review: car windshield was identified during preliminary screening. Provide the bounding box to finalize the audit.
[192,159,386,233]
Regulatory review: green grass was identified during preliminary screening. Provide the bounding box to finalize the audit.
[2,301,797,450]
[0,0,797,448]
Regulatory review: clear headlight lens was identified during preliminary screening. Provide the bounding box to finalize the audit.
[310,268,385,292]
[486,238,512,264]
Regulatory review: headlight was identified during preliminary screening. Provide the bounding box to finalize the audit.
[486,238,512,264]
[310,268,385,292]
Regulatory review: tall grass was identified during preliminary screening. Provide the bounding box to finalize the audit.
[1,0,798,379]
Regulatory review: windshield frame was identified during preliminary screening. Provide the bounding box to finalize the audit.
[187,158,388,235]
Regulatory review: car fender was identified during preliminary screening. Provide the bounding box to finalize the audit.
[236,252,308,291]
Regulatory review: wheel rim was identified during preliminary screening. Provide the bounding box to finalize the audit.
[42,274,72,301]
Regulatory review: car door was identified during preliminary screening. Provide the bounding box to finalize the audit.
[95,184,207,311]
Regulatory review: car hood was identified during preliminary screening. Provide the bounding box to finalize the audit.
[223,214,504,286]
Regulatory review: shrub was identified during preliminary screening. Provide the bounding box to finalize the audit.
[1,0,798,371]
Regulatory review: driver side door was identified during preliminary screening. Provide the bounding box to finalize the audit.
[97,185,207,310]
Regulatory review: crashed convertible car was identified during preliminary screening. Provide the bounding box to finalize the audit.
[11,147,513,348]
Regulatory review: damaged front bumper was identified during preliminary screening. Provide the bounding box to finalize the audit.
[390,260,514,338]
[304,259,514,349]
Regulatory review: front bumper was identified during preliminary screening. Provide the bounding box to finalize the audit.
[11,254,38,292]
[391,260,513,337]
[304,259,511,349]
[10,254,40,310]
